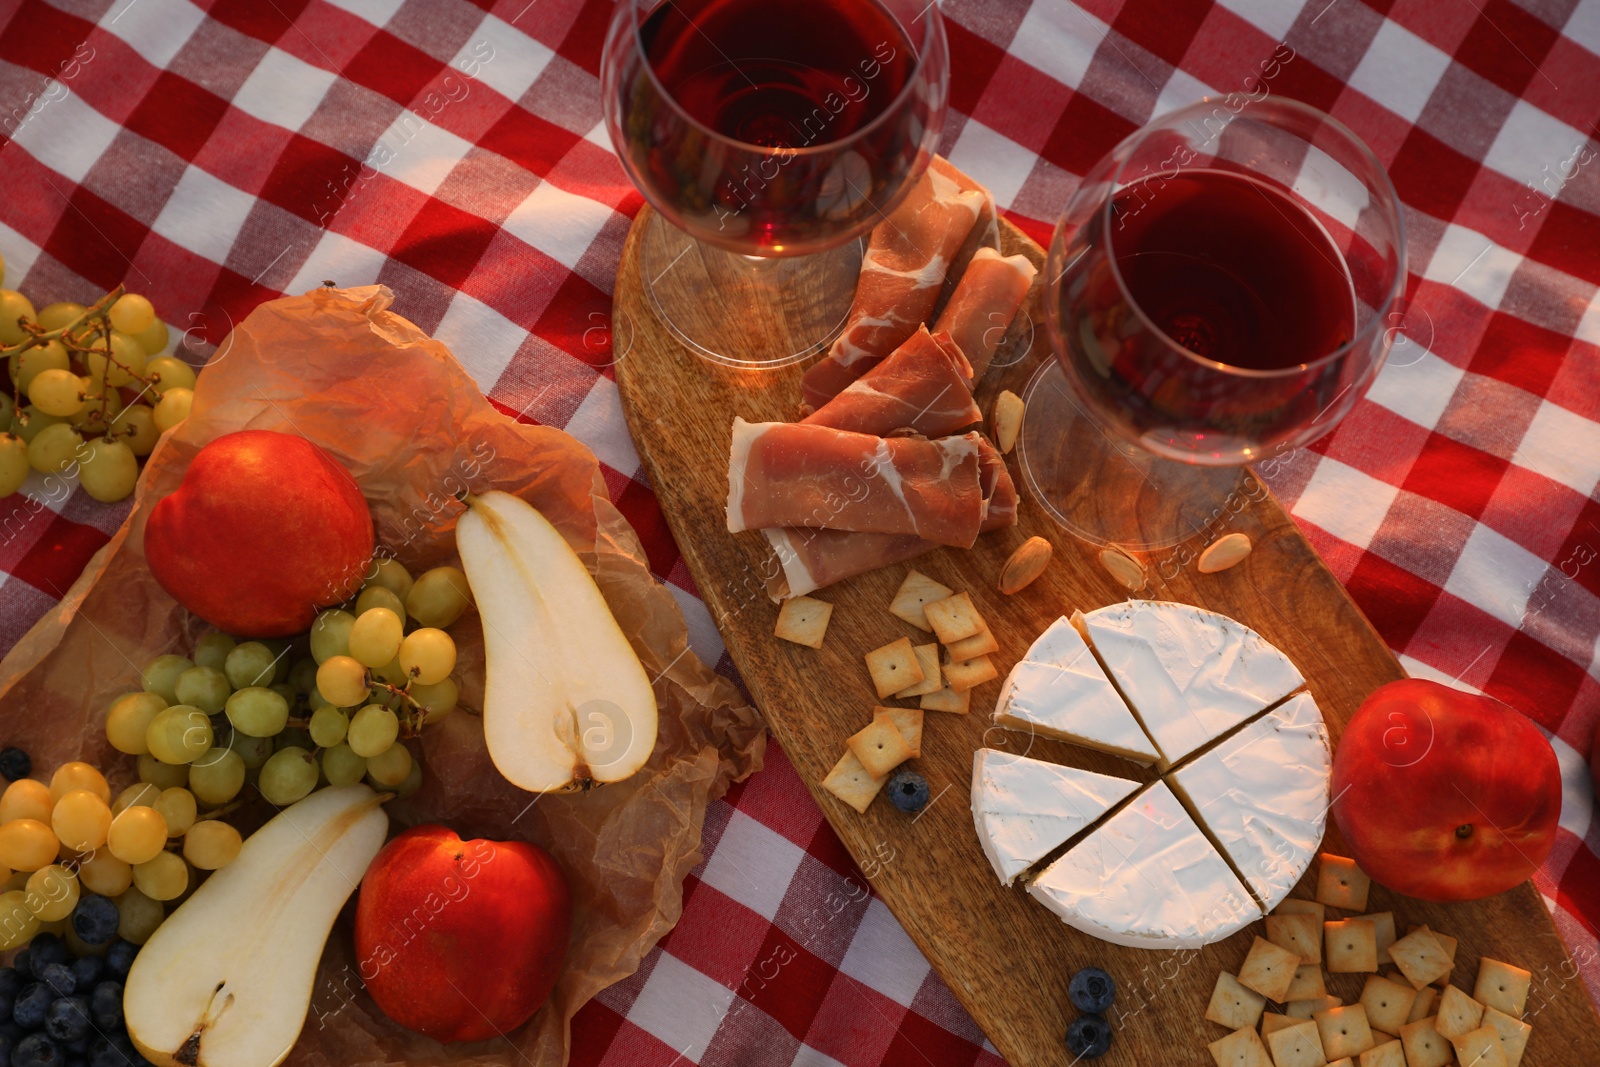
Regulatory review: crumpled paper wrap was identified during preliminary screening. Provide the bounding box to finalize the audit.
[0,285,766,1066]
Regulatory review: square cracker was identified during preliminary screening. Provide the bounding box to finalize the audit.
[924,591,984,644]
[1208,1026,1273,1067]
[1326,919,1378,973]
[889,570,953,631]
[1275,898,1327,924]
[774,595,833,648]
[945,623,999,660]
[1327,1060,1354,1067]
[1398,1017,1453,1067]
[1358,975,1417,1036]
[876,706,923,759]
[920,684,970,713]
[821,749,885,814]
[895,643,943,698]
[1315,1003,1376,1060]
[1407,985,1439,1024]
[1205,972,1266,1031]
[1267,912,1322,965]
[1357,1039,1405,1067]
[1239,936,1301,1002]
[1389,929,1453,989]
[865,637,925,699]
[1315,854,1371,911]
[1435,984,1484,1040]
[1451,1024,1509,1067]
[1480,1006,1531,1067]
[1261,1013,1296,1037]
[944,653,998,692]
[1404,925,1458,986]
[1354,912,1396,965]
[1286,964,1327,1002]
[846,716,914,778]
[1474,958,1531,1018]
[1286,995,1340,1019]
[1266,1019,1326,1067]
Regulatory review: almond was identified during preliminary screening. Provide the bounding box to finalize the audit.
[1197,532,1253,574]
[1098,546,1146,591]
[993,390,1024,454]
[998,536,1052,595]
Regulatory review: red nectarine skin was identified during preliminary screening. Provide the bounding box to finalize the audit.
[354,824,573,1044]
[1331,678,1561,903]
[145,430,374,636]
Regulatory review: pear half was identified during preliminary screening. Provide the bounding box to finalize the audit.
[455,490,659,792]
[125,785,389,1067]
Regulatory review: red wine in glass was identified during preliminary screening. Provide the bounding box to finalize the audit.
[1057,168,1361,461]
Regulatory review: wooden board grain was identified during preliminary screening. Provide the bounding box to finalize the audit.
[613,205,1600,1065]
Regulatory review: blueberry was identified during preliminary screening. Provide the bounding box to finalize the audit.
[88,1037,136,1067]
[86,986,119,1033]
[11,1032,58,1067]
[0,749,31,782]
[1068,967,1116,1013]
[63,961,98,994]
[0,1030,12,1067]
[99,945,135,984]
[886,769,930,814]
[37,969,73,1002]
[26,938,66,975]
[0,970,21,1000]
[11,955,28,982]
[43,999,88,1045]
[1065,1013,1112,1059]
[12,984,54,1031]
[68,899,117,948]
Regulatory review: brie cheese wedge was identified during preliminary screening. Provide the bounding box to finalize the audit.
[993,617,1160,764]
[1027,781,1261,949]
[1167,692,1331,911]
[1076,601,1303,767]
[971,748,1140,886]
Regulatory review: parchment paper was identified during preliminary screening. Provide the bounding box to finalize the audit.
[0,285,766,1065]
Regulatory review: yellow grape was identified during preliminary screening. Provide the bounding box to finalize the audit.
[26,368,85,418]
[26,422,82,475]
[9,339,69,392]
[133,317,169,356]
[398,628,455,685]
[105,690,169,754]
[348,705,399,758]
[140,654,193,703]
[51,790,111,852]
[107,804,169,865]
[354,585,404,619]
[111,403,160,456]
[310,609,356,663]
[363,558,414,600]
[395,757,424,798]
[50,762,110,805]
[316,655,369,707]
[117,886,164,943]
[152,386,193,432]
[0,890,39,950]
[137,753,188,790]
[112,782,160,815]
[365,742,412,788]
[0,819,60,871]
[183,821,241,870]
[408,676,458,724]
[72,387,124,435]
[370,656,408,688]
[146,706,213,764]
[10,405,67,445]
[0,433,26,497]
[153,787,196,836]
[145,356,195,395]
[307,706,348,748]
[24,864,78,922]
[192,632,235,671]
[188,748,245,806]
[321,744,366,787]
[0,779,51,824]
[109,293,155,334]
[0,290,36,346]
[348,607,403,668]
[78,438,139,503]
[404,566,473,628]
[86,331,146,387]
[35,301,85,332]
[132,850,187,901]
[77,852,132,896]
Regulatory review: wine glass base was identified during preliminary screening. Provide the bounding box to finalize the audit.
[1016,362,1245,552]
[638,211,864,368]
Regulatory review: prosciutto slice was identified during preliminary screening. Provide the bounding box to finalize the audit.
[801,326,981,438]
[763,436,1020,599]
[727,419,986,548]
[800,160,986,409]
[933,247,1038,382]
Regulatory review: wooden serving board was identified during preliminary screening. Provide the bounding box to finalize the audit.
[613,207,1600,1065]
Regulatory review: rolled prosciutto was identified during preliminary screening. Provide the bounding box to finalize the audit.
[933,247,1038,382]
[801,326,981,438]
[763,436,1020,599]
[726,419,987,548]
[800,161,986,409]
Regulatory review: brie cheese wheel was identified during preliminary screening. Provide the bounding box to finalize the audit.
[1027,781,1261,949]
[993,617,1160,764]
[1168,692,1331,910]
[971,749,1140,886]
[1077,601,1303,767]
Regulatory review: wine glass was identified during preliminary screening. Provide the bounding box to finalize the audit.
[1018,97,1406,549]
[601,0,948,368]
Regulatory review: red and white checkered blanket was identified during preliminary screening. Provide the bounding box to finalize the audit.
[2,1,1597,1063]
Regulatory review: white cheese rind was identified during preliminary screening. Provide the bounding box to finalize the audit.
[1168,692,1331,910]
[1027,781,1261,949]
[970,749,1140,887]
[992,617,1160,763]
[1081,600,1303,766]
